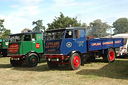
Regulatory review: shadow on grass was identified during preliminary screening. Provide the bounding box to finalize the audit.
[11,58,70,71]
[11,64,70,72]
[85,58,105,64]
[77,59,128,80]
[0,58,70,71]
[0,64,12,68]
[10,58,115,71]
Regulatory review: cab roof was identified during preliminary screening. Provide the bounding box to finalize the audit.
[9,32,42,36]
[46,27,86,32]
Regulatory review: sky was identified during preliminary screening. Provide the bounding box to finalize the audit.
[0,0,128,33]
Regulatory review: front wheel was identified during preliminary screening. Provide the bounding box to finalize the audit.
[26,53,39,67]
[2,50,7,57]
[47,61,58,69]
[69,53,81,70]
[10,59,22,67]
[103,48,115,62]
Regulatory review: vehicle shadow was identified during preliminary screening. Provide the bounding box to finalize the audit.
[85,58,105,64]
[11,58,70,71]
[11,64,70,72]
[11,58,113,72]
[0,58,70,71]
[0,64,12,68]
[77,59,128,80]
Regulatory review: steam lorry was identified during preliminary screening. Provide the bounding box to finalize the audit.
[0,39,9,57]
[8,32,44,67]
[44,27,124,70]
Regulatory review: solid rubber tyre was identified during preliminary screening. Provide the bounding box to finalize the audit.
[2,50,7,57]
[47,61,58,69]
[69,53,81,70]
[103,48,115,62]
[26,53,38,67]
[10,59,22,67]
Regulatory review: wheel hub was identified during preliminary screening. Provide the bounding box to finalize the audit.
[32,58,35,63]
[73,55,80,67]
[109,51,114,61]
[76,60,78,63]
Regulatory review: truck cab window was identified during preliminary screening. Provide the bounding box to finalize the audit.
[9,35,23,42]
[45,31,64,40]
[75,30,80,38]
[79,30,85,38]
[24,35,31,41]
[75,30,85,38]
[32,34,36,41]
[65,31,73,38]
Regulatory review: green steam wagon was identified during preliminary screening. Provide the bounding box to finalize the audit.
[0,39,9,57]
[8,32,44,67]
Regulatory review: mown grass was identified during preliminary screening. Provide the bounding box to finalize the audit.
[0,57,128,85]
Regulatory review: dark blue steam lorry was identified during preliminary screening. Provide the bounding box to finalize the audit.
[44,27,123,70]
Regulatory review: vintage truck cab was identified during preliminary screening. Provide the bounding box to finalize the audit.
[0,39,9,57]
[8,32,44,67]
[44,27,123,70]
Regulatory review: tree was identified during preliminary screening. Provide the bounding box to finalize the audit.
[47,12,81,30]
[32,20,45,32]
[81,23,87,27]
[21,28,31,33]
[88,19,110,38]
[0,19,11,39]
[113,18,128,34]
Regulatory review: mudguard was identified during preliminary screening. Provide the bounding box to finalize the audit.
[26,51,41,62]
[67,51,84,66]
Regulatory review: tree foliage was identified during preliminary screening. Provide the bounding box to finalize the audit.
[113,18,128,34]
[88,19,110,38]
[81,23,87,27]
[21,28,31,33]
[32,20,45,32]
[47,12,81,30]
[0,19,11,39]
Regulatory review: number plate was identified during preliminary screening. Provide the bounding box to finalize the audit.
[13,58,18,60]
[51,58,59,61]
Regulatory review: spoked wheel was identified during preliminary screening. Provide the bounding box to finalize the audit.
[47,61,58,69]
[109,50,115,61]
[10,58,22,67]
[26,53,39,67]
[69,53,81,70]
[103,48,115,62]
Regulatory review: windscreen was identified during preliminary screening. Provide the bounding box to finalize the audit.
[9,35,23,42]
[45,31,64,40]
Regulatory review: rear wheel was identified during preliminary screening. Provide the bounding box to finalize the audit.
[10,59,22,67]
[26,53,39,67]
[47,61,58,69]
[69,53,81,70]
[103,48,115,62]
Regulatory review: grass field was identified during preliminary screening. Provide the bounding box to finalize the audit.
[0,57,128,85]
